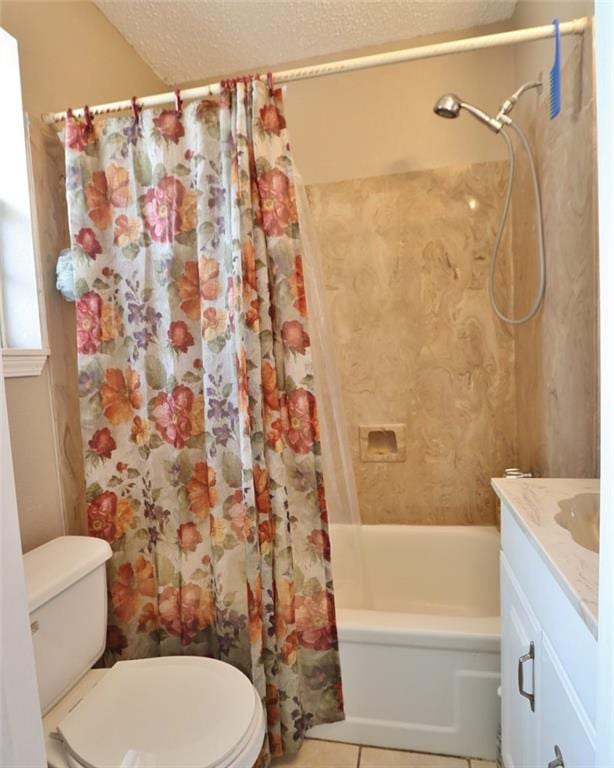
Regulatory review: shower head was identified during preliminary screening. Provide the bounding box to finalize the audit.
[433,93,462,119]
[433,94,502,133]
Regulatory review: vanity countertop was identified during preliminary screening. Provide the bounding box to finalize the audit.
[492,477,599,638]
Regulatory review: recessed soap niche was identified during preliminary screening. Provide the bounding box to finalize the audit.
[359,424,406,463]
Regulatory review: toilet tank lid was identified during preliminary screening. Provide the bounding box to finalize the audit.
[23,536,112,612]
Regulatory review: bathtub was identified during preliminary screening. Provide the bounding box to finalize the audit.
[309,525,501,760]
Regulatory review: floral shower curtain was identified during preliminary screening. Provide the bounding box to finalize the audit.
[64,80,343,760]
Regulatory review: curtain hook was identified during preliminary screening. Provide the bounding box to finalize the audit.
[83,105,93,132]
[174,89,183,116]
[130,96,141,124]
[267,71,274,96]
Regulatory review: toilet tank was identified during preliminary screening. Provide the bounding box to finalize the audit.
[23,536,112,714]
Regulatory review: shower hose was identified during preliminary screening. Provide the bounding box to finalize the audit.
[489,121,546,325]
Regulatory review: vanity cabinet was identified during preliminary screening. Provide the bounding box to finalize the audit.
[500,504,597,768]
[537,636,595,768]
[501,555,539,768]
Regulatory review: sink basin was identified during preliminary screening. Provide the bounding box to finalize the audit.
[555,492,600,553]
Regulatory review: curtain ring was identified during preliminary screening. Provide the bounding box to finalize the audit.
[130,96,141,124]
[83,105,93,131]
[174,89,183,116]
[267,71,274,96]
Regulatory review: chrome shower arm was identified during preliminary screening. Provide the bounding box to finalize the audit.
[497,80,542,120]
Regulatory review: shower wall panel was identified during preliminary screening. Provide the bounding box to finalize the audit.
[28,120,87,540]
[307,161,516,525]
[512,28,599,479]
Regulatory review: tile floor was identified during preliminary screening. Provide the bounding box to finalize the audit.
[273,740,497,768]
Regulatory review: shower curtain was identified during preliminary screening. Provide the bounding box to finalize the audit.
[63,80,343,761]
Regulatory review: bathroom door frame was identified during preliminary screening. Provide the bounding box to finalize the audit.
[0,354,46,766]
[596,1,614,764]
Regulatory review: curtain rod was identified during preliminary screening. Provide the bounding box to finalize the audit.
[42,16,589,124]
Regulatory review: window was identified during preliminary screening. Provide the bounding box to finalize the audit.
[0,27,48,376]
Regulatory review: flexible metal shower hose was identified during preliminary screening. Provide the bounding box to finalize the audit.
[489,122,546,325]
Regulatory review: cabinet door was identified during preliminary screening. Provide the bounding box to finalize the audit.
[501,553,540,768]
[538,636,595,768]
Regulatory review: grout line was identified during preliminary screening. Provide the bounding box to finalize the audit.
[357,745,362,768]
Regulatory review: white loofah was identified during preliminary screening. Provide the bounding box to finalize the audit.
[56,249,76,302]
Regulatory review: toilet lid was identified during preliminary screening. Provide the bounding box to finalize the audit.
[57,657,263,768]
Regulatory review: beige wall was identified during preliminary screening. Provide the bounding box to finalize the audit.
[1,0,164,551]
[284,23,515,185]
[1,0,164,117]
[284,3,594,187]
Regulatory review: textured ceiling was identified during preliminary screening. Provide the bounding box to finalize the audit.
[95,0,517,86]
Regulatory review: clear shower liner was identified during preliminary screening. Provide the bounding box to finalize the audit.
[294,171,368,610]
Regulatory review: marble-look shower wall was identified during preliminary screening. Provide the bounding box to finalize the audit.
[512,29,599,479]
[307,162,517,525]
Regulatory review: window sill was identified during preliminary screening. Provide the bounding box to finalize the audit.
[2,348,50,377]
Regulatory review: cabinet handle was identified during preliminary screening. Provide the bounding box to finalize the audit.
[517,640,535,711]
[548,745,565,768]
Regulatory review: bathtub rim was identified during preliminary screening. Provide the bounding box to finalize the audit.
[337,608,500,652]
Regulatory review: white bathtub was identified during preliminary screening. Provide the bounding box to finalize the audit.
[309,525,501,760]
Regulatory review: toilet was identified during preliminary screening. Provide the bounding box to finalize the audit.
[24,536,266,768]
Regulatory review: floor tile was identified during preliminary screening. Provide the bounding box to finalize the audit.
[273,739,360,767]
[360,748,468,768]
[469,762,496,768]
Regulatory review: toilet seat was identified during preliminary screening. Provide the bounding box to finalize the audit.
[56,657,265,768]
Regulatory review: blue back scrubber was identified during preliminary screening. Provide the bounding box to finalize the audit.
[550,18,561,119]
